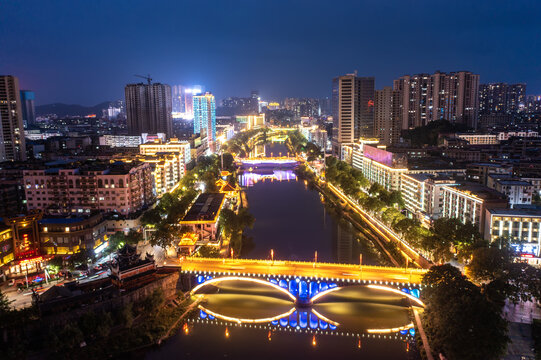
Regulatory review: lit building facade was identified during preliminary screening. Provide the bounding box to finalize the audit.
[361,145,408,191]
[39,213,108,255]
[99,135,142,148]
[490,179,533,207]
[441,184,508,233]
[456,133,499,145]
[193,92,217,152]
[235,114,265,130]
[24,161,154,215]
[479,83,526,115]
[20,90,36,127]
[1,213,45,278]
[331,74,374,154]
[484,208,541,264]
[374,87,401,146]
[400,173,458,221]
[393,71,480,129]
[139,139,191,195]
[0,75,26,161]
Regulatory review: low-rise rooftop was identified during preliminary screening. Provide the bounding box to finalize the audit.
[181,193,226,222]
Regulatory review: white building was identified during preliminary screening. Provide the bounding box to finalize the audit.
[484,208,541,265]
[490,179,533,207]
[457,133,499,145]
[497,131,539,141]
[400,173,458,221]
[99,135,142,148]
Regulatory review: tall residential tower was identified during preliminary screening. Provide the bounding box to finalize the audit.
[374,87,401,146]
[331,74,374,155]
[0,75,26,161]
[20,90,36,127]
[125,82,173,138]
[393,71,480,129]
[193,92,216,152]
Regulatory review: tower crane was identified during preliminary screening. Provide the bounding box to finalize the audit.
[134,74,152,85]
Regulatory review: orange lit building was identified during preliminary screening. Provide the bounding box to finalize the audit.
[1,212,45,278]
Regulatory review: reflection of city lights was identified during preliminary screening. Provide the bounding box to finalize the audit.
[191,276,297,301]
[357,338,361,349]
[366,285,425,307]
[225,327,230,338]
[268,330,272,341]
[183,323,189,335]
[198,305,296,325]
[312,335,317,347]
[366,322,414,334]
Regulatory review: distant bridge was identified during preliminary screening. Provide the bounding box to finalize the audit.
[238,157,298,165]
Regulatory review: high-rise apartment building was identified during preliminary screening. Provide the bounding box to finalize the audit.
[19,90,36,127]
[125,82,173,138]
[0,75,26,161]
[193,92,217,152]
[374,87,401,146]
[283,98,320,118]
[331,74,374,154]
[393,71,480,129]
[479,83,526,114]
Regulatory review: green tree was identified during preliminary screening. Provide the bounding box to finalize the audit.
[468,246,511,282]
[422,264,508,360]
[197,245,222,258]
[381,208,403,226]
[0,289,13,316]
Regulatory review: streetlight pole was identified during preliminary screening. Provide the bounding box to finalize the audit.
[359,253,363,280]
[270,249,274,265]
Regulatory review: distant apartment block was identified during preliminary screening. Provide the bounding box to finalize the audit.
[393,71,479,129]
[99,135,142,148]
[456,133,499,145]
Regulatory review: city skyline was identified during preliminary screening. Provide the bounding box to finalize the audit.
[1,0,540,105]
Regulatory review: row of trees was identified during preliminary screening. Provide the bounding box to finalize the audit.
[324,157,490,263]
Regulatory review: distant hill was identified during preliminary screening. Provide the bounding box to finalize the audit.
[36,101,111,117]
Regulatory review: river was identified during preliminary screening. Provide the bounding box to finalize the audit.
[145,144,420,359]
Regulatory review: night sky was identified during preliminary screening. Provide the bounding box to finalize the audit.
[1,0,540,105]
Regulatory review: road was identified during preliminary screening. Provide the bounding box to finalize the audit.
[326,182,432,269]
[170,257,427,285]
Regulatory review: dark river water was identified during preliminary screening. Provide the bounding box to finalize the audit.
[145,144,420,359]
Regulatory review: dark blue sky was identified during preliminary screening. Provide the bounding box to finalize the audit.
[1,0,540,105]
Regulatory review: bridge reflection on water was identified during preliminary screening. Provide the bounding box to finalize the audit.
[190,278,419,340]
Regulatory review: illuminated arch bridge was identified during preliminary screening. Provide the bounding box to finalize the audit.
[180,257,427,308]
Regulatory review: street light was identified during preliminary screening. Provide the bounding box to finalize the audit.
[270,249,274,264]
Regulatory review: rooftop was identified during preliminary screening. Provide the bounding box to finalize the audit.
[181,193,226,222]
[445,183,508,201]
[497,180,533,186]
[488,208,541,217]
